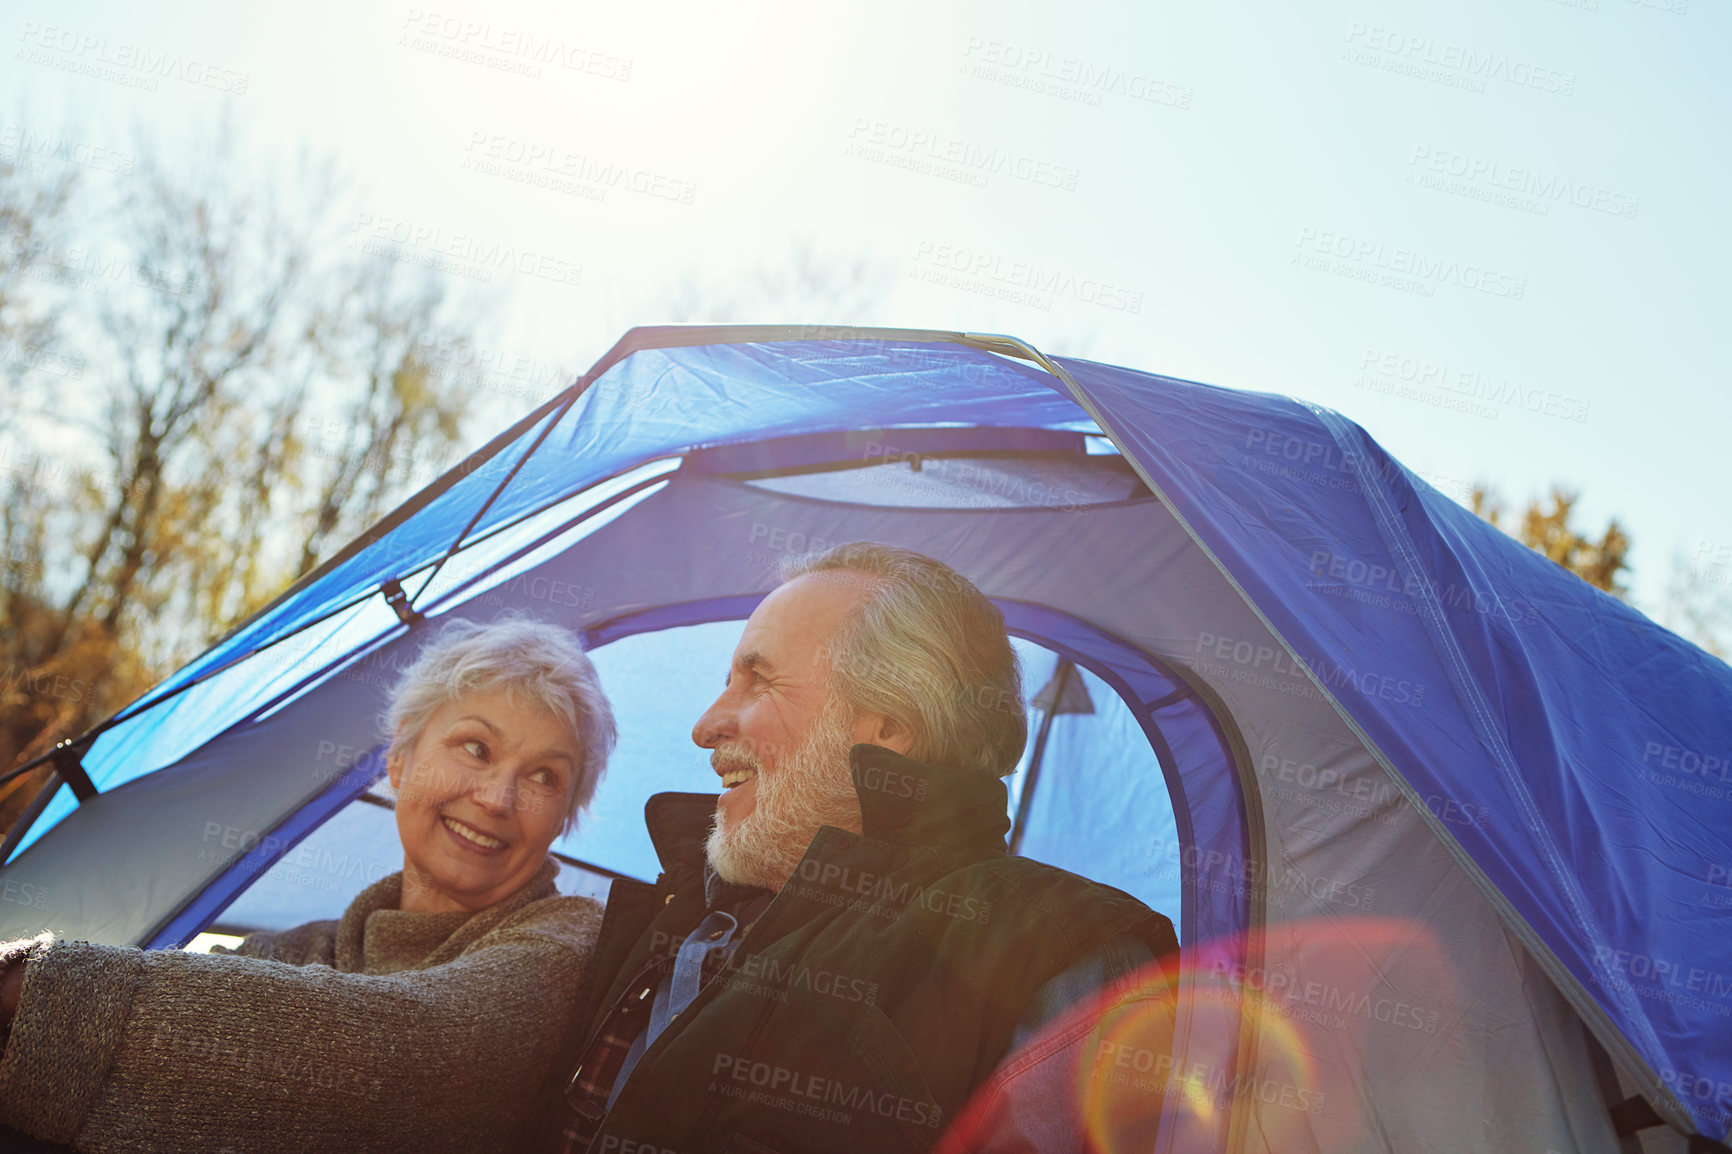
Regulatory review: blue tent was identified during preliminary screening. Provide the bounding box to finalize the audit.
[3,327,1726,1152]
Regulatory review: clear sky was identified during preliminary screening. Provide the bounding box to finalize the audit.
[4,0,1727,621]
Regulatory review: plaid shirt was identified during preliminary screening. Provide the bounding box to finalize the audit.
[557,954,671,1154]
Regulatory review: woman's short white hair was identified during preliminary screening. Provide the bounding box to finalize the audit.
[383,615,616,829]
[780,543,1026,777]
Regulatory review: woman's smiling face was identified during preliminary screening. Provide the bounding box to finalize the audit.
[387,687,580,914]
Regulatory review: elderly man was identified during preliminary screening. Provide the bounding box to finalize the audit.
[524,543,1176,1154]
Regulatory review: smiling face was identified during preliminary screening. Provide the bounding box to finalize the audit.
[387,687,581,914]
[692,572,914,889]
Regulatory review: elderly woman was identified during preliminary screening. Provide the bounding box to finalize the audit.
[0,617,616,1153]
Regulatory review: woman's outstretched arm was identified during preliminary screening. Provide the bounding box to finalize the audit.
[0,895,600,1154]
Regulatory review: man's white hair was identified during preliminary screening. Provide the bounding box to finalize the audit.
[779,542,1025,777]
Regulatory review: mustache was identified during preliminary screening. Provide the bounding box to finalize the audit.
[710,746,762,775]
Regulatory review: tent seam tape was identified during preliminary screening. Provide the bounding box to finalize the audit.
[1303,401,1693,1135]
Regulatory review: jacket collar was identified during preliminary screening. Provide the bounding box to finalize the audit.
[644,746,1011,878]
[848,744,1011,852]
[644,791,724,878]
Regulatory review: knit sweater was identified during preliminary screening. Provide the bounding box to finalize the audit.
[0,858,601,1154]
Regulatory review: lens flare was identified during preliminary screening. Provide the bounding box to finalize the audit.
[939,916,1457,1154]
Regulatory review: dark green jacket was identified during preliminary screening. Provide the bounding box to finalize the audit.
[524,745,1176,1154]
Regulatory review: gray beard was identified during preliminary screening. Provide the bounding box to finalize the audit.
[706,697,861,890]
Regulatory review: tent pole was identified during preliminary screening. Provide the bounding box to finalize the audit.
[405,391,581,612]
[1008,659,1073,856]
[0,740,97,865]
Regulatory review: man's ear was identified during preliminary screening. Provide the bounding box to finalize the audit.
[854,711,915,757]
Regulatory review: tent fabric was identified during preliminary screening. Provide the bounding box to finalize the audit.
[124,340,1088,715]
[15,339,1093,848]
[2,328,1725,1147]
[1053,355,1732,1135]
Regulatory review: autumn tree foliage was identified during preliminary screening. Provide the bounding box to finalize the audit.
[1471,485,1631,597]
[0,129,487,833]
